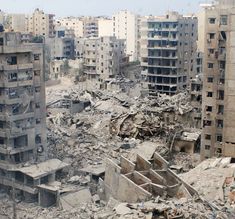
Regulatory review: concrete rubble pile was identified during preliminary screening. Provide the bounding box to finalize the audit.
[181,157,235,210]
[0,153,233,219]
[109,92,196,141]
[46,82,199,173]
[18,79,223,218]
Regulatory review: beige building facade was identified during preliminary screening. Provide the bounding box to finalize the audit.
[9,14,27,33]
[113,10,139,62]
[83,36,127,85]
[98,18,113,37]
[28,8,55,38]
[57,16,100,38]
[201,0,235,159]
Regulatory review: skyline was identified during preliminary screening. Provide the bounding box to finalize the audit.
[0,0,207,18]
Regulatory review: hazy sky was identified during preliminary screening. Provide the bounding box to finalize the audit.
[0,0,204,18]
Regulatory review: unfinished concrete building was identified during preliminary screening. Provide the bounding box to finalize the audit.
[0,32,67,205]
[141,12,198,96]
[201,0,235,159]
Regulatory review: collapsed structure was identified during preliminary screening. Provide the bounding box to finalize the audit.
[104,153,197,203]
[0,31,67,205]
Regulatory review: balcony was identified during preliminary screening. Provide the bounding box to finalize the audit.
[148,55,178,59]
[148,45,177,50]
[145,63,178,69]
[147,36,178,41]
[146,27,178,32]
[0,45,32,54]
[83,62,96,67]
[0,79,33,88]
[0,93,34,105]
[84,70,98,75]
[0,127,23,138]
[148,81,177,87]
[0,112,34,122]
[1,63,33,71]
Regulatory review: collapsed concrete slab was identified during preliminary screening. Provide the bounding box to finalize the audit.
[104,153,197,203]
[174,131,201,154]
[59,188,92,210]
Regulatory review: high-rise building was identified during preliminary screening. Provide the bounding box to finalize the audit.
[0,10,4,24]
[28,8,55,38]
[83,36,127,85]
[56,17,84,38]
[98,18,113,37]
[140,12,198,96]
[9,14,27,33]
[57,16,100,38]
[83,17,99,38]
[46,28,75,60]
[113,10,139,62]
[201,0,235,159]
[0,31,67,206]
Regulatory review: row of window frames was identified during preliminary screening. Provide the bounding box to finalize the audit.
[207,62,226,69]
[203,119,224,128]
[208,15,228,25]
[207,77,225,84]
[147,23,195,29]
[206,90,224,99]
[4,54,41,65]
[207,32,226,41]
[205,134,223,142]
[205,105,224,113]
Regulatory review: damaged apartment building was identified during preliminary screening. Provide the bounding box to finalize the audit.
[82,36,128,89]
[201,0,235,159]
[140,12,198,96]
[0,31,68,206]
[190,52,203,129]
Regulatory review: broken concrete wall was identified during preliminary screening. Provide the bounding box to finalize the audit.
[104,158,151,202]
[174,140,195,154]
[39,189,57,207]
[104,152,196,203]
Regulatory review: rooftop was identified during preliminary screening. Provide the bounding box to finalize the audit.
[18,159,69,179]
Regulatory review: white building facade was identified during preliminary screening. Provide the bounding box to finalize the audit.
[113,10,139,62]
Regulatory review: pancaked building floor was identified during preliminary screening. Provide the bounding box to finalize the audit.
[103,153,197,203]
